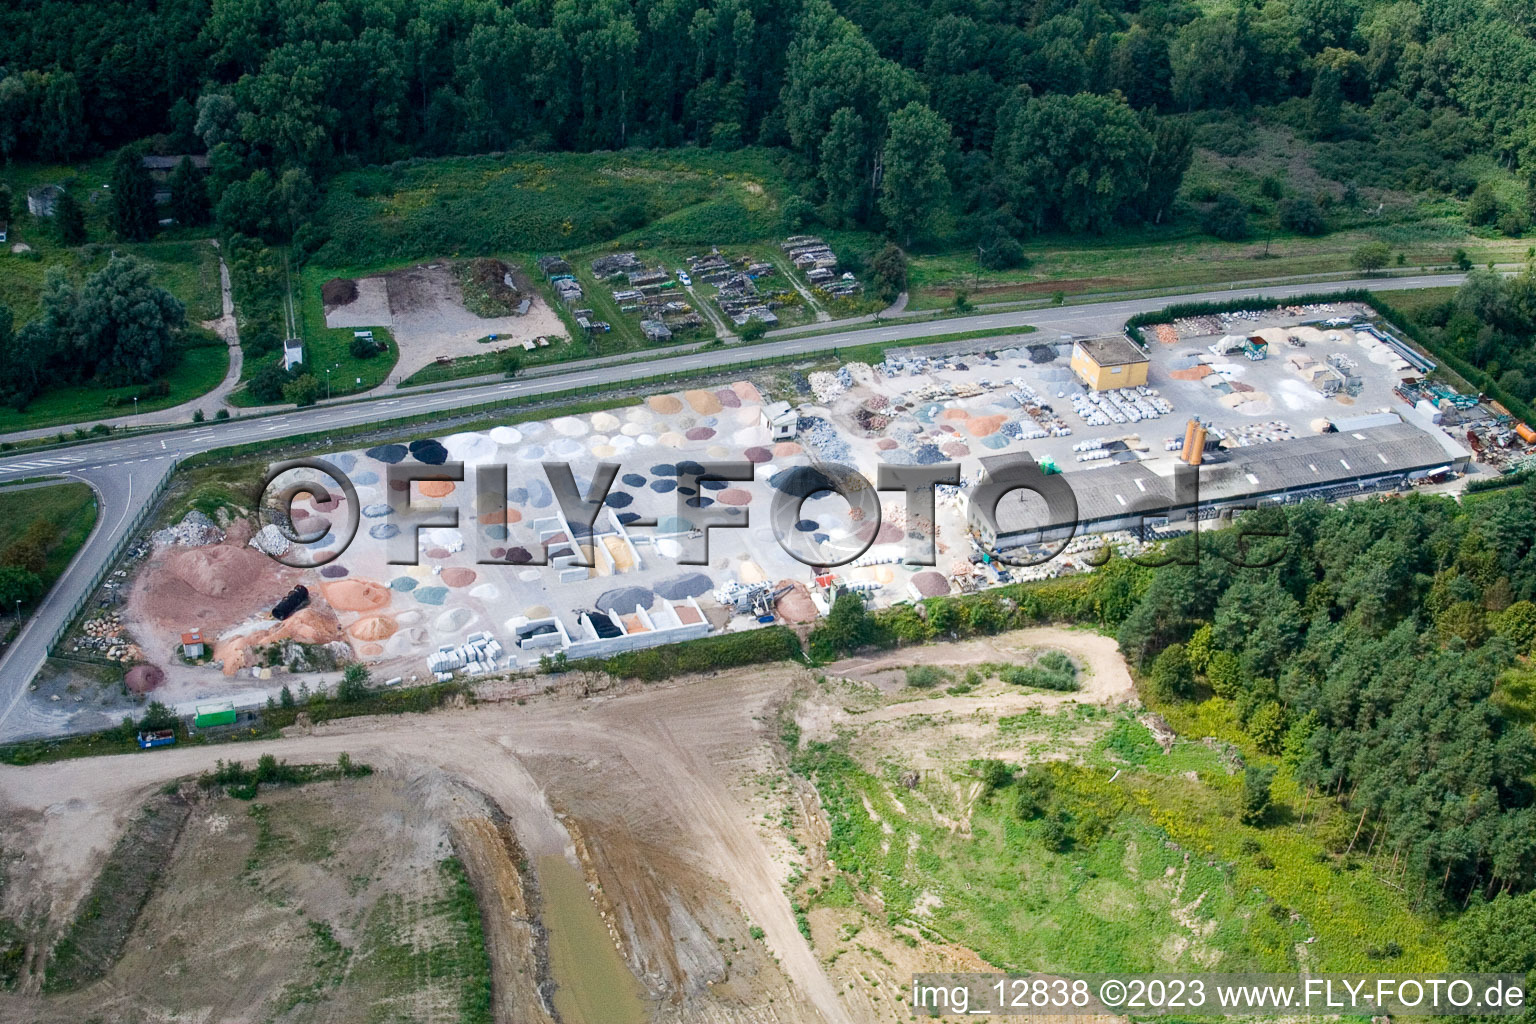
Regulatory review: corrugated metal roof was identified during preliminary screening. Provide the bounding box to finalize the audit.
[984,421,1462,535]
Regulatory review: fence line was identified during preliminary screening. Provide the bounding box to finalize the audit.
[46,460,179,657]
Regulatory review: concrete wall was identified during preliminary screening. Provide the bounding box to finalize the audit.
[560,597,711,660]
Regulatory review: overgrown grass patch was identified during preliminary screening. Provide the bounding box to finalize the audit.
[313,148,791,268]
[792,691,1446,976]
[0,480,98,615]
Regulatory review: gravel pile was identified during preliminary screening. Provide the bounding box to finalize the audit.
[797,416,851,462]
[152,510,224,548]
[249,523,292,557]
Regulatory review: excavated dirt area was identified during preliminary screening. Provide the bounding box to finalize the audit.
[0,628,1139,1024]
[0,666,846,1024]
[0,774,489,1023]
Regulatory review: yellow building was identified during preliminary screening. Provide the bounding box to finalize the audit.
[1070,335,1151,391]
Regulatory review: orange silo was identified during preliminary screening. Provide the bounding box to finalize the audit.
[1188,423,1207,465]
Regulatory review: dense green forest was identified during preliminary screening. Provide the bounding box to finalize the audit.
[3,0,1536,253]
[1409,266,1536,404]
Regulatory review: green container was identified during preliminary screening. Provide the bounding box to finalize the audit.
[194,706,237,728]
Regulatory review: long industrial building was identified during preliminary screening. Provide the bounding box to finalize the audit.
[970,416,1470,550]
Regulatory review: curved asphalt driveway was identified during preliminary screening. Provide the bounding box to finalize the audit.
[0,273,1468,739]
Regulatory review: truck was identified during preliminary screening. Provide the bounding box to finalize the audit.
[136,729,176,749]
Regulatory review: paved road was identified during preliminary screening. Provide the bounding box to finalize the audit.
[0,272,1468,739]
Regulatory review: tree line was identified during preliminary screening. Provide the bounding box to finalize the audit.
[6,0,1534,252]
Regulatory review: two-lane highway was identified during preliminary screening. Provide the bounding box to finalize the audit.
[0,272,1468,739]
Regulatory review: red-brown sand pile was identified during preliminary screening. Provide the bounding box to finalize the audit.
[774,580,818,623]
[441,567,477,587]
[213,606,344,675]
[166,545,274,598]
[965,414,1008,437]
[125,664,165,694]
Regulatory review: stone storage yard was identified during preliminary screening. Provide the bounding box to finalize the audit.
[91,298,1470,721]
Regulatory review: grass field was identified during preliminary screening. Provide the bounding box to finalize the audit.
[0,165,227,431]
[792,690,1446,978]
[905,223,1520,311]
[294,263,397,395]
[0,480,98,623]
[0,335,229,433]
[1378,286,1460,317]
[312,148,793,269]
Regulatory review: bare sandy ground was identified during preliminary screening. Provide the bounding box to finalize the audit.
[0,627,1139,1023]
[0,668,849,1024]
[824,626,1135,712]
[324,263,568,383]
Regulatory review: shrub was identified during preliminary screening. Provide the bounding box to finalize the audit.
[1206,649,1242,699]
[1239,764,1276,826]
[1466,182,1500,226]
[1202,193,1250,241]
[1248,700,1286,753]
[904,665,950,688]
[337,662,371,702]
[1014,772,1054,819]
[971,758,1014,793]
[738,319,768,341]
[809,593,888,660]
[1349,241,1391,274]
[997,650,1078,691]
[1147,643,1195,701]
[281,373,322,407]
[1039,813,1071,852]
[595,626,802,681]
[1278,196,1327,235]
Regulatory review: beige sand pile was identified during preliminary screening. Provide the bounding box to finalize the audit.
[348,615,399,641]
[648,395,683,414]
[684,389,723,414]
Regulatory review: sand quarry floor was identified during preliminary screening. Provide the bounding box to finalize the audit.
[0,633,1138,1024]
[324,262,568,383]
